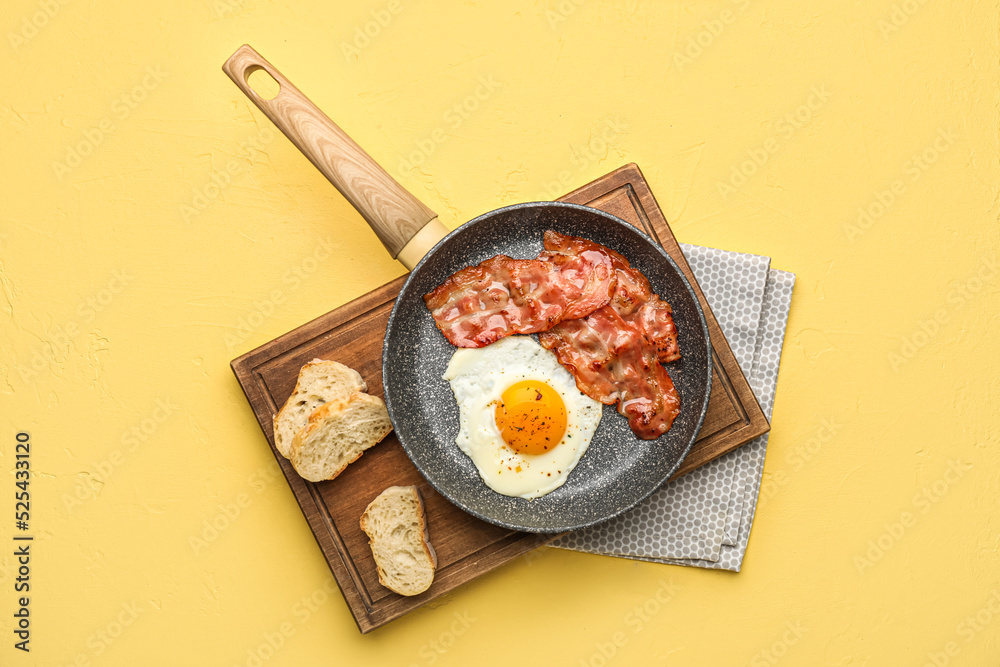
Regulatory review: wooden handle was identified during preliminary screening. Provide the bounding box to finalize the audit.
[222,44,439,259]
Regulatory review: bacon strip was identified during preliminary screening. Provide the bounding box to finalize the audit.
[538,231,681,439]
[538,312,680,439]
[423,239,616,348]
[542,231,679,363]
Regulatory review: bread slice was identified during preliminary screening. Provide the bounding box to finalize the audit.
[360,486,437,596]
[289,392,393,482]
[272,359,365,458]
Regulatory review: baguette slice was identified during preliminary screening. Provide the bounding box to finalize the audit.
[273,359,365,458]
[289,392,393,482]
[360,486,437,596]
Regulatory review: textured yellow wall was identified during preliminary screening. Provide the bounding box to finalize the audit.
[1,0,998,665]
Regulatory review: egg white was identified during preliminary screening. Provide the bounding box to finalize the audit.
[443,336,602,499]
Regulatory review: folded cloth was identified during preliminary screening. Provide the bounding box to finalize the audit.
[550,245,795,571]
[641,268,795,571]
[684,246,771,551]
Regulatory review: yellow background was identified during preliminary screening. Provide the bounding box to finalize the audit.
[2,0,998,664]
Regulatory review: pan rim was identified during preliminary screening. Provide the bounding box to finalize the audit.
[382,201,712,533]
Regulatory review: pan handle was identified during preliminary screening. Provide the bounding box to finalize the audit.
[222,44,448,268]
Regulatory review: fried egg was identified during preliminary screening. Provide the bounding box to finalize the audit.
[443,336,602,499]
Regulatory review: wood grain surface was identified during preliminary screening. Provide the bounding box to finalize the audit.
[230,163,769,633]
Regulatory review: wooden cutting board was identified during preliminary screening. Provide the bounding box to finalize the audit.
[230,162,768,633]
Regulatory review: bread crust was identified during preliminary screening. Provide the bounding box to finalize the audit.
[272,358,365,458]
[289,392,392,482]
[360,486,437,596]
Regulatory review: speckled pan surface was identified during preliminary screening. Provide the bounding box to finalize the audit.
[382,202,711,532]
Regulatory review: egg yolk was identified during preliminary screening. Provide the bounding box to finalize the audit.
[494,380,568,455]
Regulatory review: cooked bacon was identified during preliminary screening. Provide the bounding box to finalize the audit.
[543,231,679,363]
[539,309,680,439]
[539,231,681,439]
[423,241,615,348]
[423,255,532,348]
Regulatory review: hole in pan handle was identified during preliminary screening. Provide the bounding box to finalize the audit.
[221,44,449,268]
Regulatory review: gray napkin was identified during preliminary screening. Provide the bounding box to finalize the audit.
[550,245,795,571]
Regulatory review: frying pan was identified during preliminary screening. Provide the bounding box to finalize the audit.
[223,45,712,532]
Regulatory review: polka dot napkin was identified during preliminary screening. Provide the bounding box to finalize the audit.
[551,245,796,571]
